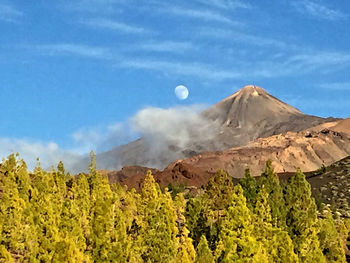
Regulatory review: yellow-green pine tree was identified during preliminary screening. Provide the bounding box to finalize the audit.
[318,207,346,262]
[137,171,178,263]
[196,235,214,263]
[174,193,195,263]
[253,185,298,263]
[216,184,268,262]
[284,169,326,263]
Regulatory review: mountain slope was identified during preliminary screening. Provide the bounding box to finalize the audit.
[94,85,337,170]
[330,117,350,136]
[303,155,350,218]
[107,127,350,189]
[202,85,333,148]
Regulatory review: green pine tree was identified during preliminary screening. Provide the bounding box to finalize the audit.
[284,169,326,263]
[318,207,346,262]
[239,168,258,209]
[253,185,298,263]
[258,160,287,229]
[137,171,178,263]
[216,184,268,263]
[196,235,214,263]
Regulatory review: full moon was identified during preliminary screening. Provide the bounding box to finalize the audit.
[175,85,189,100]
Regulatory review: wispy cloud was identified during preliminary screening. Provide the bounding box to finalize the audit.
[195,0,251,9]
[160,6,241,26]
[63,0,123,14]
[293,0,347,21]
[35,44,113,59]
[0,3,23,22]
[82,18,151,34]
[318,82,350,91]
[249,50,350,78]
[198,27,292,49]
[285,51,350,71]
[119,59,241,81]
[134,41,196,53]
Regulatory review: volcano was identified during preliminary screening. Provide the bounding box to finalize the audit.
[90,85,336,171]
[202,85,332,148]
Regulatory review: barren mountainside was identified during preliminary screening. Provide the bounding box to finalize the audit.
[107,127,350,189]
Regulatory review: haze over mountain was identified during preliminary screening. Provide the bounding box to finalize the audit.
[88,85,336,171]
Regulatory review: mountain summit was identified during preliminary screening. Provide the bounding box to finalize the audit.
[89,85,336,170]
[202,85,329,148]
[205,85,302,127]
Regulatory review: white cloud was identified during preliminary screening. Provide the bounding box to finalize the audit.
[195,0,251,9]
[318,82,350,91]
[135,41,196,53]
[0,138,81,171]
[131,105,213,147]
[118,48,350,81]
[161,6,241,26]
[241,50,350,78]
[72,122,135,153]
[124,105,222,168]
[0,3,23,22]
[63,0,124,14]
[198,27,292,49]
[119,58,242,81]
[82,18,150,34]
[35,44,113,59]
[281,51,350,73]
[0,104,220,171]
[293,0,347,20]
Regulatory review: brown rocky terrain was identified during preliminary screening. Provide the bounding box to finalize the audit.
[330,117,350,136]
[107,126,350,189]
[93,85,336,171]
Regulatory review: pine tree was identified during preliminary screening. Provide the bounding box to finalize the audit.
[216,184,268,262]
[205,169,234,212]
[88,169,115,262]
[174,194,195,263]
[108,185,133,262]
[196,235,214,263]
[0,155,32,261]
[137,171,178,263]
[203,169,234,249]
[253,185,298,263]
[239,168,258,209]
[284,169,325,263]
[29,164,63,262]
[52,238,87,263]
[258,161,286,228]
[58,186,89,261]
[72,173,91,257]
[185,197,208,248]
[318,207,346,262]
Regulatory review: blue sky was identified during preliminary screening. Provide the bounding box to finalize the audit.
[0,0,349,168]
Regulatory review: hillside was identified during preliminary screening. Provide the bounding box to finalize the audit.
[107,127,350,189]
[307,155,350,218]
